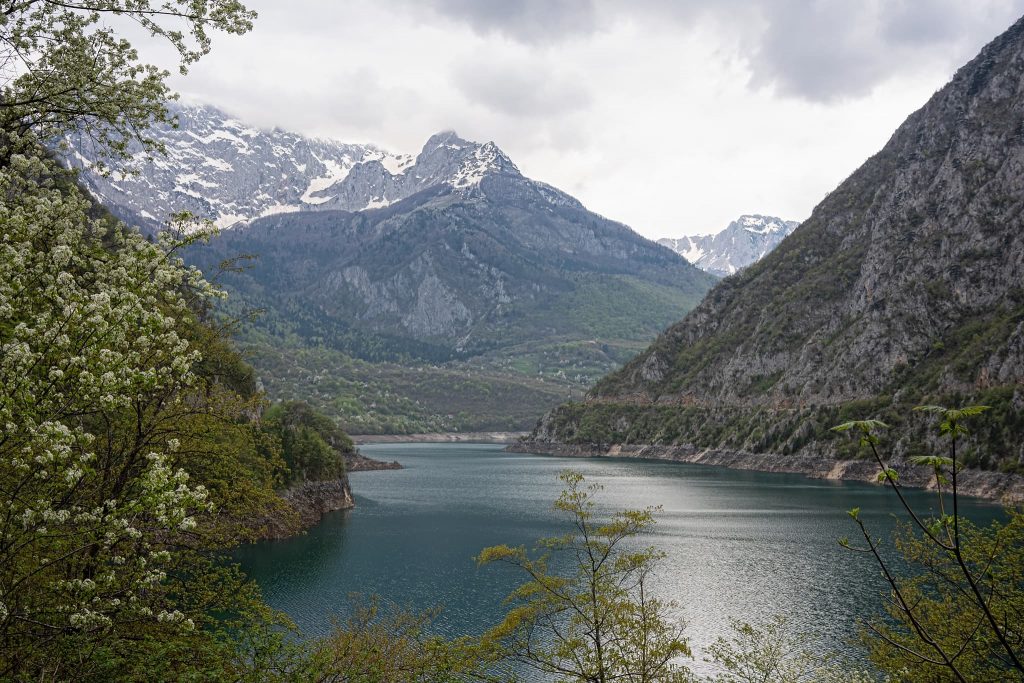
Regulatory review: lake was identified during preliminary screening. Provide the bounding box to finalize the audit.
[234,443,1005,677]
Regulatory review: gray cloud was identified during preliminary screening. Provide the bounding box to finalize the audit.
[453,59,592,117]
[421,0,1024,101]
[746,0,1024,101]
[134,0,1024,238]
[416,0,599,44]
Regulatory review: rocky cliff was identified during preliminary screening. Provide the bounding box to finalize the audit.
[189,175,714,356]
[526,16,1024,479]
[252,478,355,541]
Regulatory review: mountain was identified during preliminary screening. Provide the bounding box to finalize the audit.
[658,215,799,277]
[66,105,571,233]
[66,104,412,229]
[69,110,717,434]
[524,16,1024,476]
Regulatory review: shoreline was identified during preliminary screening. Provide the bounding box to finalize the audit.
[353,431,528,445]
[507,441,1024,504]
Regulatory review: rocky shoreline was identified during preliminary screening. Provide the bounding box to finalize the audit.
[353,431,528,444]
[508,441,1024,504]
[252,478,356,540]
[346,451,403,471]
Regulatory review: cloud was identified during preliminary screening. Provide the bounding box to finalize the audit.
[414,0,599,44]
[453,58,592,118]
[127,0,1024,238]
[745,0,1024,101]
[417,0,1024,102]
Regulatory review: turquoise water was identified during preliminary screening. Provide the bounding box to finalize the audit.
[235,443,1004,675]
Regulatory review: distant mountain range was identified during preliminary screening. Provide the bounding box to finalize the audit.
[658,215,799,277]
[525,15,1024,479]
[68,107,718,434]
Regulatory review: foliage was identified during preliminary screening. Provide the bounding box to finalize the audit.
[540,388,1023,472]
[178,196,713,434]
[0,0,255,166]
[0,1,316,676]
[703,616,881,683]
[0,150,286,678]
[245,342,583,434]
[478,470,692,683]
[833,405,1024,682]
[302,596,493,683]
[263,401,350,485]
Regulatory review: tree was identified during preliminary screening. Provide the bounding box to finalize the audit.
[0,152,218,676]
[0,0,255,166]
[477,470,691,683]
[702,616,884,683]
[833,406,1024,682]
[0,0,319,678]
[301,596,492,683]
[264,401,352,485]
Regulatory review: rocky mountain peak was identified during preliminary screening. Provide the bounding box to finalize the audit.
[738,214,790,234]
[658,214,799,277]
[422,130,472,152]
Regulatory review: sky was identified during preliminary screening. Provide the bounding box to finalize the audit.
[141,0,1024,239]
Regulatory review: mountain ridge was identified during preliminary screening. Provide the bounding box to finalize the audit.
[66,105,581,232]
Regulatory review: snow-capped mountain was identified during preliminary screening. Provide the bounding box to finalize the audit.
[65,102,719,433]
[65,105,528,229]
[658,214,799,277]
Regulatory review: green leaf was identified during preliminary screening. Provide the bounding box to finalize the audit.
[909,455,953,468]
[876,468,899,483]
[831,419,889,433]
[949,405,991,419]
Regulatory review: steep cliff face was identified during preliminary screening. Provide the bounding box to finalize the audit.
[253,478,356,541]
[530,17,1024,473]
[281,478,355,529]
[191,177,713,357]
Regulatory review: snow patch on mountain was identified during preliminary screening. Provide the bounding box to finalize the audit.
[66,105,547,231]
[301,157,352,204]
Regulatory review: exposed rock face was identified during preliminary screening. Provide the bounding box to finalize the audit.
[658,215,799,277]
[69,105,716,357]
[507,442,1024,503]
[528,17,1024,477]
[273,478,355,539]
[67,108,534,231]
[354,431,527,444]
[68,104,718,433]
[345,452,402,471]
[247,477,355,541]
[185,171,715,357]
[65,104,411,229]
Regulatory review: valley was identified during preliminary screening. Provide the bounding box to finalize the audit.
[9,2,1024,680]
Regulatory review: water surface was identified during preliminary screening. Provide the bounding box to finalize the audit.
[235,443,1004,675]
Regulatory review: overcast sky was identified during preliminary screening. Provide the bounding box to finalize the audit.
[146,1,1024,239]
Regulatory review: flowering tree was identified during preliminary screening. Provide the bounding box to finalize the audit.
[0,153,231,677]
